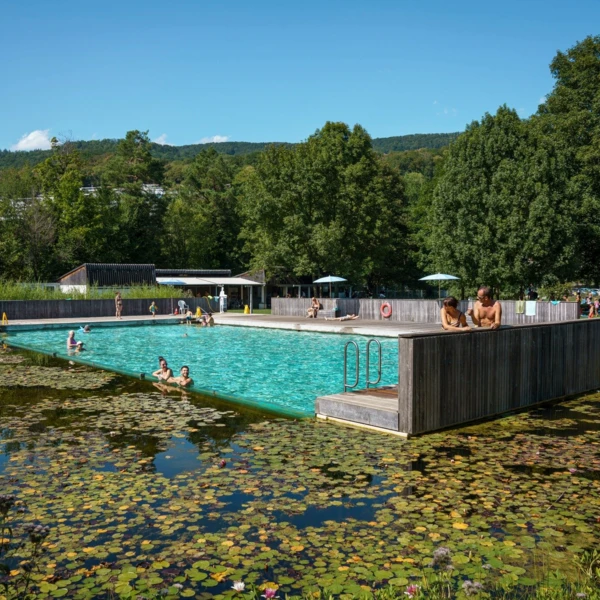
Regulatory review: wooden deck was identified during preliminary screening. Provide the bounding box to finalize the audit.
[316,385,403,434]
[317,319,600,437]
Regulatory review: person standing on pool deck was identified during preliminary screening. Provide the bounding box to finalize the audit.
[467,286,502,329]
[115,292,123,320]
[152,356,173,381]
[169,366,193,387]
[149,301,157,318]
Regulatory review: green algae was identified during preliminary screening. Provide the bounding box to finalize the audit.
[1,349,600,598]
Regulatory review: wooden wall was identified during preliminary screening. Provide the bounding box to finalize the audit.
[0,297,216,321]
[398,319,600,435]
[271,298,579,324]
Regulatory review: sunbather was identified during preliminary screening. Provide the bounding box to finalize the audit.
[325,314,360,321]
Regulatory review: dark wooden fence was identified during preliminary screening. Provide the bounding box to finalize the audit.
[271,298,579,324]
[398,319,600,435]
[0,297,217,321]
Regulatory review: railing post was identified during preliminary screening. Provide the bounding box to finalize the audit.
[343,341,360,392]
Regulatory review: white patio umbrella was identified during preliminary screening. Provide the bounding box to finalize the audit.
[313,275,347,297]
[419,273,460,299]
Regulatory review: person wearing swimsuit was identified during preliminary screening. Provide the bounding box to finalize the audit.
[441,296,471,332]
[115,292,123,320]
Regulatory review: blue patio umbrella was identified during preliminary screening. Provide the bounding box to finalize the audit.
[419,273,460,299]
[313,275,347,297]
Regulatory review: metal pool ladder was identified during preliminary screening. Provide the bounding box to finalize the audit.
[343,339,382,392]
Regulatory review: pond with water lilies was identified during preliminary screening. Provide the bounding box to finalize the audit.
[1,348,600,599]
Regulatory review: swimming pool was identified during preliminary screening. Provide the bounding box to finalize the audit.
[7,324,399,416]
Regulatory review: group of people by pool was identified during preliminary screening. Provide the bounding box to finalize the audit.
[66,325,91,351]
[440,286,502,332]
[152,357,193,387]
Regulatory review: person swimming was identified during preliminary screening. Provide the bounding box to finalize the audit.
[168,366,193,388]
[79,325,91,333]
[152,356,173,381]
[66,330,84,351]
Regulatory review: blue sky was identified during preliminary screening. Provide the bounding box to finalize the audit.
[2,0,598,150]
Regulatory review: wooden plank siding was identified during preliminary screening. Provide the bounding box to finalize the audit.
[0,298,211,321]
[271,298,579,324]
[398,319,600,435]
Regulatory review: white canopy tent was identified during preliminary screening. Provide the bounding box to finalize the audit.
[157,276,264,312]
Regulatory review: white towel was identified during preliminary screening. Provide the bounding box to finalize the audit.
[525,301,537,316]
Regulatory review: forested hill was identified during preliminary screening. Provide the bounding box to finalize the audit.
[0,131,460,169]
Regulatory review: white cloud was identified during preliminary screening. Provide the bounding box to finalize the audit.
[153,133,169,145]
[436,107,458,117]
[198,135,230,144]
[11,129,52,151]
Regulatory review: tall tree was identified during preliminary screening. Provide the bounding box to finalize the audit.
[538,35,600,283]
[238,122,408,288]
[35,138,120,273]
[103,131,167,264]
[425,106,576,294]
[162,148,244,270]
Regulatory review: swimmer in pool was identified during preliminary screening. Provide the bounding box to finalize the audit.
[168,366,193,388]
[152,356,173,381]
[66,330,84,352]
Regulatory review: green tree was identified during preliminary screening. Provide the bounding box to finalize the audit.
[0,166,42,278]
[35,139,120,273]
[238,122,408,288]
[162,149,244,270]
[425,106,576,294]
[103,131,167,264]
[538,35,600,283]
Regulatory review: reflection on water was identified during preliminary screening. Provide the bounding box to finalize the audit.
[1,348,600,596]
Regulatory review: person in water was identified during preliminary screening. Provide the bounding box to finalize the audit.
[440,297,471,332]
[66,330,84,351]
[169,366,193,388]
[467,286,502,330]
[79,324,91,333]
[152,356,173,381]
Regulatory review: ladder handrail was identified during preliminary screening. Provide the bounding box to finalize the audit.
[366,339,382,388]
[343,340,360,392]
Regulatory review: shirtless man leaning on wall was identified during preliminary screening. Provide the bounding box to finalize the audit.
[467,286,502,330]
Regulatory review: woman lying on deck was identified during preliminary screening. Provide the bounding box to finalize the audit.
[440,297,471,332]
[325,314,360,321]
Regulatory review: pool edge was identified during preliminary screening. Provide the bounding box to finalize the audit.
[4,339,313,421]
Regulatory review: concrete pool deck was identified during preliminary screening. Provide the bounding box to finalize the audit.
[2,312,442,337]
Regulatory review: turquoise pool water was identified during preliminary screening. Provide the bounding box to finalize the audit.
[7,325,399,416]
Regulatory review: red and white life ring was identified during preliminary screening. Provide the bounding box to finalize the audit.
[380,302,392,319]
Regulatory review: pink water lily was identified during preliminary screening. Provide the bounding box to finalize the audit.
[261,589,279,599]
[404,584,421,598]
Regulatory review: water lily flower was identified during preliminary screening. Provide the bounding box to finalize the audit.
[232,582,245,592]
[462,580,484,596]
[404,584,420,598]
[261,588,279,599]
[173,583,183,590]
[568,468,578,474]
[220,459,227,468]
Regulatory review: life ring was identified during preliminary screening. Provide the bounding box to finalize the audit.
[380,302,392,319]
